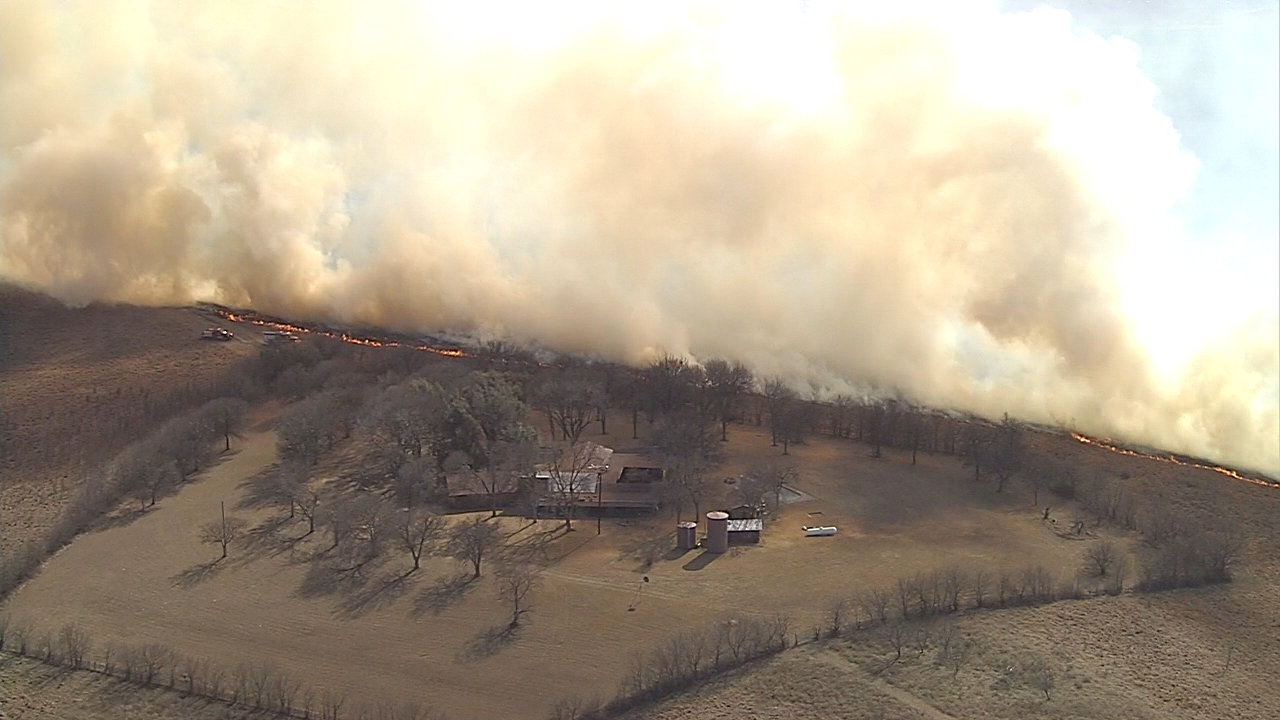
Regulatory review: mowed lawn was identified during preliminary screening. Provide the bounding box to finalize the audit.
[2,424,1112,719]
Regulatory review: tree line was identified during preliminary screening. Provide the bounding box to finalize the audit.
[0,617,448,720]
[0,397,249,600]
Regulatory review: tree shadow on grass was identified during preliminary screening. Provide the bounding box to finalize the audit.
[238,514,312,562]
[459,622,522,662]
[411,572,479,618]
[89,505,155,533]
[235,463,284,510]
[295,556,378,600]
[169,558,225,588]
[333,570,417,620]
[617,532,677,572]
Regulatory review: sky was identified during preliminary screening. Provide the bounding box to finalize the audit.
[0,0,1277,474]
[999,0,1279,375]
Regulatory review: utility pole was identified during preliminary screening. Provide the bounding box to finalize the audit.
[596,467,604,535]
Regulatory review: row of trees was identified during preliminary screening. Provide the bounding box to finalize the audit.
[0,617,446,720]
[0,397,249,600]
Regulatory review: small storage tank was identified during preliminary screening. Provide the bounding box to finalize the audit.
[705,511,729,554]
[676,522,698,551]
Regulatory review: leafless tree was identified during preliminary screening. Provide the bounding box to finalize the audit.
[774,401,814,455]
[1086,540,1118,577]
[1108,553,1131,594]
[989,414,1025,492]
[882,620,908,667]
[703,359,753,441]
[762,377,796,447]
[971,570,990,608]
[496,563,540,627]
[826,597,850,637]
[202,397,249,451]
[447,517,503,578]
[1022,658,1055,701]
[643,354,703,418]
[200,507,247,560]
[862,587,892,625]
[911,622,933,658]
[278,400,328,467]
[535,374,604,445]
[827,394,855,438]
[398,505,444,571]
[961,424,994,482]
[550,441,601,531]
[741,459,799,512]
[59,623,91,669]
[947,638,974,679]
[476,437,536,517]
[942,567,968,612]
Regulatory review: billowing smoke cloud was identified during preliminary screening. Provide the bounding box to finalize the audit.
[2,0,1277,474]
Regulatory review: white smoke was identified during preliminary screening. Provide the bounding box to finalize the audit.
[2,0,1276,474]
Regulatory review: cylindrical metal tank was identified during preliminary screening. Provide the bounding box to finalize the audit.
[705,511,729,554]
[676,522,698,551]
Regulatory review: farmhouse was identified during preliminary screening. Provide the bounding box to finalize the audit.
[533,446,664,517]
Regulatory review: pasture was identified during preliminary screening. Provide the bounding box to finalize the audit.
[0,415,1123,719]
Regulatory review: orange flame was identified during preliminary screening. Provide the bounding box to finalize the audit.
[1070,433,1277,489]
[211,308,469,359]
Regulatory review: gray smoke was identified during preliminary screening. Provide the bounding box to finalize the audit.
[2,0,1276,474]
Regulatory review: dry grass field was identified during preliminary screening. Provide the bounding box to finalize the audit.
[629,438,1280,720]
[3,294,1277,720]
[0,652,276,720]
[2,409,1156,719]
[0,285,254,561]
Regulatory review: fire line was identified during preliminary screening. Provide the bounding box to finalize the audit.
[1071,433,1277,489]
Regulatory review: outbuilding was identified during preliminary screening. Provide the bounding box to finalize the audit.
[726,518,762,544]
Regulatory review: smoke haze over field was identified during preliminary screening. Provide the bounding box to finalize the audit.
[2,0,1277,474]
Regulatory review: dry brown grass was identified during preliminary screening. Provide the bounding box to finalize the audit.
[0,285,253,563]
[0,413,1147,719]
[0,651,284,720]
[3,293,1276,719]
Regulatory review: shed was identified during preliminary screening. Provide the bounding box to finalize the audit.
[726,518,762,544]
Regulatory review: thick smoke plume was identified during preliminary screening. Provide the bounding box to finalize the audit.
[2,0,1277,474]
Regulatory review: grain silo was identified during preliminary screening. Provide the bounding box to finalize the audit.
[676,521,698,551]
[705,511,729,554]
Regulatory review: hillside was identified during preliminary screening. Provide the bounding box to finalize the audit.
[0,284,253,561]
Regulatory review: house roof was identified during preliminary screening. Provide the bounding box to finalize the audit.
[545,471,600,495]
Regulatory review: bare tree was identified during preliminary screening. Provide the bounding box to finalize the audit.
[989,414,1024,492]
[495,563,541,627]
[643,354,702,418]
[828,394,855,438]
[774,401,813,455]
[1085,540,1117,577]
[535,374,604,446]
[971,570,990,608]
[741,460,798,513]
[398,505,444,571]
[447,517,503,578]
[762,377,796,447]
[826,597,850,637]
[861,587,892,625]
[550,441,601,531]
[199,505,247,560]
[947,638,974,679]
[1022,658,1055,701]
[202,397,249,452]
[59,623,91,669]
[961,424,994,482]
[703,359,753,441]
